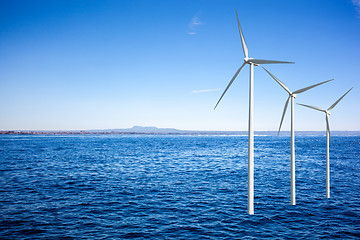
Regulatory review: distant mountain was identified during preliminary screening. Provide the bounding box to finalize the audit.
[91,126,247,135]
[102,126,188,134]
[88,126,185,134]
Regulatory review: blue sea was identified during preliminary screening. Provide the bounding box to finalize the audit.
[1,134,359,239]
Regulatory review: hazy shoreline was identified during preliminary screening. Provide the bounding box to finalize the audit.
[1,130,360,136]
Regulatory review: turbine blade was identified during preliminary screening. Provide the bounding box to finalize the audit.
[278,96,290,135]
[249,59,294,65]
[214,62,246,109]
[235,9,248,59]
[327,87,353,111]
[263,67,291,94]
[297,103,326,112]
[326,114,331,143]
[293,79,333,94]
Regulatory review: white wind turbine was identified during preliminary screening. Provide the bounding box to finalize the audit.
[214,9,294,215]
[263,67,333,205]
[297,87,353,199]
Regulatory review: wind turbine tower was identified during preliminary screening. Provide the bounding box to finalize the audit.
[214,9,294,214]
[298,87,353,198]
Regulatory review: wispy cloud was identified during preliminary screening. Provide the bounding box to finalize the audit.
[191,88,220,94]
[187,13,203,35]
[352,0,360,15]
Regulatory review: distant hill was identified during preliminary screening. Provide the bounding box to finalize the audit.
[89,126,245,135]
[95,126,187,134]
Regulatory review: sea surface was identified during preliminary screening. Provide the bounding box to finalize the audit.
[0,134,359,239]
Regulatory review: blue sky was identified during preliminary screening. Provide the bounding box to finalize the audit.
[1,0,359,131]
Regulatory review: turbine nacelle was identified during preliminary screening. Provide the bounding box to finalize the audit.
[291,93,296,99]
[244,57,259,66]
[326,111,331,116]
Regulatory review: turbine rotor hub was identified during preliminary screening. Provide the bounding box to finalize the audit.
[326,111,331,116]
[244,57,253,64]
[291,93,296,98]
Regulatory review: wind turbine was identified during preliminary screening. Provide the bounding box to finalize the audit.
[214,9,294,215]
[298,87,353,198]
[263,67,333,205]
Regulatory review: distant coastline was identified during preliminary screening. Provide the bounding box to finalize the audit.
[1,126,359,136]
